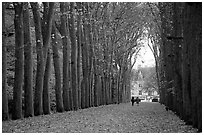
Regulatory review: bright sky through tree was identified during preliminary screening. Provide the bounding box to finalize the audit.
[133,42,155,69]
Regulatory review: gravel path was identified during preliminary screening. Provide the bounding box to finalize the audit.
[2,102,198,133]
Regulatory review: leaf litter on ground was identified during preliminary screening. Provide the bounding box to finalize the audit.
[2,102,198,133]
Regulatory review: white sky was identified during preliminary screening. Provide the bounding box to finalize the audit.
[132,42,155,69]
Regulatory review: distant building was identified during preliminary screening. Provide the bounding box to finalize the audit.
[131,70,144,97]
[131,66,159,101]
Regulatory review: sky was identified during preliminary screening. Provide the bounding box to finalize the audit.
[132,42,155,69]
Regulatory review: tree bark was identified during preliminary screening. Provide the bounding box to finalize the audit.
[59,2,71,111]
[86,3,94,107]
[69,2,78,110]
[23,2,34,118]
[186,3,202,131]
[42,2,54,115]
[41,2,55,62]
[13,2,24,119]
[2,2,9,120]
[80,24,86,109]
[182,7,192,124]
[76,2,82,109]
[31,2,44,116]
[52,22,64,112]
[43,49,51,114]
[81,4,89,108]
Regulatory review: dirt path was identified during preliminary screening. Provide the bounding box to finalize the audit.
[2,102,198,133]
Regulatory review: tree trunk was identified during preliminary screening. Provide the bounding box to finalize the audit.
[52,22,64,113]
[41,2,55,62]
[76,2,82,109]
[68,2,78,110]
[182,29,192,125]
[13,2,24,120]
[59,2,71,111]
[85,3,94,107]
[80,22,86,109]
[93,74,99,107]
[91,12,99,106]
[81,79,86,109]
[42,2,54,115]
[159,3,170,107]
[186,3,202,131]
[81,8,89,108]
[194,4,202,131]
[31,2,44,116]
[2,2,9,120]
[43,49,51,114]
[23,2,34,118]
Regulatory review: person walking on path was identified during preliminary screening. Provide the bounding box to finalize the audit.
[135,97,140,106]
[131,97,135,106]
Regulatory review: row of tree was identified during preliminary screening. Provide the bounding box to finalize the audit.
[2,2,147,120]
[147,3,202,132]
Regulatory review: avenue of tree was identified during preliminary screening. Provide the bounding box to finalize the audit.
[2,2,201,132]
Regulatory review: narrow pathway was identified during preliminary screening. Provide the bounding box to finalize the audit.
[2,102,198,133]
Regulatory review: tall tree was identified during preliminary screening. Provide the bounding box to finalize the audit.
[186,3,202,131]
[52,22,64,112]
[42,2,51,115]
[76,2,82,109]
[43,48,52,115]
[171,2,183,117]
[13,2,24,120]
[41,2,55,61]
[69,2,78,110]
[80,16,86,109]
[42,2,55,115]
[31,2,44,116]
[59,2,71,111]
[2,2,9,120]
[81,2,90,108]
[23,2,34,117]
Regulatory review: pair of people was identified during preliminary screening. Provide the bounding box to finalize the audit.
[131,97,140,106]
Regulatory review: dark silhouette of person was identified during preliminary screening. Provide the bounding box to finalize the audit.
[131,97,135,106]
[165,106,169,111]
[135,97,140,106]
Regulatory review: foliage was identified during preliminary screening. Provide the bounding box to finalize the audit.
[140,66,158,94]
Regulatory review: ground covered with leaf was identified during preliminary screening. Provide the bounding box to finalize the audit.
[2,102,198,133]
